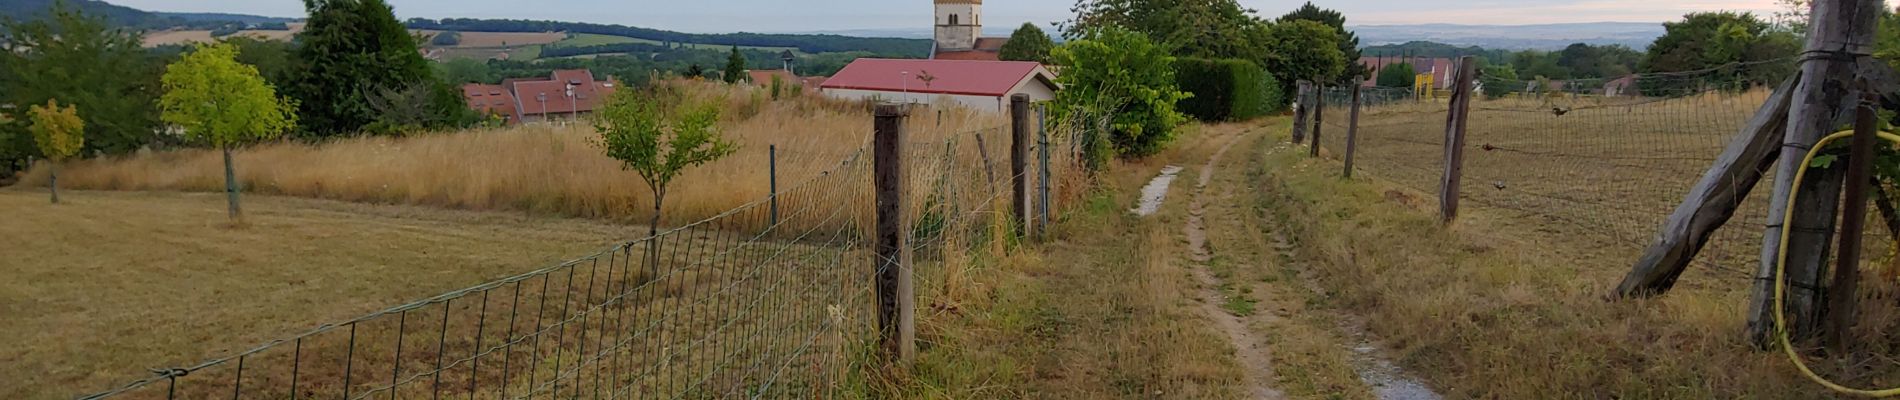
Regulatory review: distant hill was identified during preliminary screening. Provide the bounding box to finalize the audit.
[406,18,933,57]
[1350,22,1665,51]
[0,0,290,29]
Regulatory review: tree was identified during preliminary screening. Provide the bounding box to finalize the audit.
[221,36,298,87]
[27,99,84,204]
[999,23,1057,63]
[1064,0,1266,61]
[1375,62,1415,88]
[1279,2,1364,84]
[1051,27,1190,165]
[723,47,747,84]
[685,64,706,79]
[287,0,439,137]
[436,57,494,84]
[593,87,737,263]
[1480,63,1520,99]
[430,30,461,46]
[160,43,298,222]
[1263,20,1346,92]
[0,1,162,159]
[1640,12,1798,95]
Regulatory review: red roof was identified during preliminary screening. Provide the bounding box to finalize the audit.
[462,84,519,121]
[973,37,1009,51]
[511,69,618,116]
[747,70,798,87]
[821,59,1051,97]
[933,50,1001,61]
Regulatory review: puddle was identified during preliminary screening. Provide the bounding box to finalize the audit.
[1132,166,1185,216]
[1349,341,1442,400]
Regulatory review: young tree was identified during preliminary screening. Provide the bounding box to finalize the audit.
[1051,27,1190,164]
[594,88,738,243]
[1480,63,1520,99]
[1263,20,1346,92]
[999,23,1057,63]
[723,47,748,84]
[160,43,298,222]
[0,1,162,158]
[1279,2,1365,84]
[431,31,462,46]
[27,99,84,204]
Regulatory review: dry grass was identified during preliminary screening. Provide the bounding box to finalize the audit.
[867,122,1271,398]
[21,80,1007,232]
[1264,121,1900,397]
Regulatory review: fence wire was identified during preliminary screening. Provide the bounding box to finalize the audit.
[1314,60,1807,283]
[74,104,1088,400]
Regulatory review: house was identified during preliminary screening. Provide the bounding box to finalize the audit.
[461,69,619,125]
[820,58,1058,112]
[930,0,1011,61]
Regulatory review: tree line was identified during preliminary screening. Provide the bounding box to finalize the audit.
[0,0,477,178]
[404,18,931,57]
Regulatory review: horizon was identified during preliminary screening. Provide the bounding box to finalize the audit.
[101,0,1782,34]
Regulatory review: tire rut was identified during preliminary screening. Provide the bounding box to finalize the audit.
[1183,132,1286,400]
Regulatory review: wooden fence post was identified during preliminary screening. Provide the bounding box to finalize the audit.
[1345,84,1362,178]
[1826,88,1880,350]
[1746,0,1881,347]
[1312,84,1325,157]
[1012,94,1033,239]
[1438,57,1477,224]
[873,103,915,365]
[1291,80,1311,144]
[1612,77,1797,298]
[769,144,779,228]
[1037,103,1052,237]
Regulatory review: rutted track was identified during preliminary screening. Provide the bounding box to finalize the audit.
[1181,131,1286,399]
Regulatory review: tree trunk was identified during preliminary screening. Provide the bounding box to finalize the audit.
[224,147,241,221]
[49,161,59,204]
[646,190,664,279]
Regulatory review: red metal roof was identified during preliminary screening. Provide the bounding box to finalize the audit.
[821,58,1048,97]
[973,37,1009,51]
[932,50,1001,61]
[747,70,799,87]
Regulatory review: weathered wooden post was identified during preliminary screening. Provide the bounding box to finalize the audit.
[1747,0,1880,347]
[1291,80,1311,144]
[1826,88,1880,350]
[1438,57,1478,224]
[769,144,779,228]
[1011,94,1034,239]
[1312,84,1326,157]
[1037,103,1052,236]
[873,103,915,364]
[1345,83,1363,178]
[1611,78,1796,297]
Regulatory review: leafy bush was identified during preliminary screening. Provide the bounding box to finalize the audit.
[1174,57,1280,122]
[1376,62,1415,88]
[431,31,462,46]
[1051,27,1190,165]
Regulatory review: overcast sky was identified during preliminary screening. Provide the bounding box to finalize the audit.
[107,0,1785,33]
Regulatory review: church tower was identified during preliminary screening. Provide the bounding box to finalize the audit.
[934,0,982,52]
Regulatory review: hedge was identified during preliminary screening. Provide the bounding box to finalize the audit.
[1174,58,1282,122]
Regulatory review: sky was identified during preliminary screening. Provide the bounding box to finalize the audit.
[108,0,1786,33]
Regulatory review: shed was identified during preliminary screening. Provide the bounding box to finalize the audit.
[819,59,1058,112]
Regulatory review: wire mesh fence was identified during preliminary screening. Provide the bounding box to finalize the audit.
[73,103,1089,400]
[1313,59,1803,283]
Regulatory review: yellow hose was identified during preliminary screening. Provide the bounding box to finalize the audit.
[1775,130,1900,397]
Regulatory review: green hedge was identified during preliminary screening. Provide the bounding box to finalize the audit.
[1174,58,1281,122]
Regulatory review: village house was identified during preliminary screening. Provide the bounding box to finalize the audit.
[462,69,618,125]
[819,58,1057,112]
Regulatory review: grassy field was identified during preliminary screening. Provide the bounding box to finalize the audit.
[140,23,305,48]
[0,189,632,399]
[542,33,803,54]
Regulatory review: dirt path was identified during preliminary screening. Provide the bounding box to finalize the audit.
[1181,133,1287,399]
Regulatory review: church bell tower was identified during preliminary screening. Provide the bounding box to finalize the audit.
[934,0,982,51]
